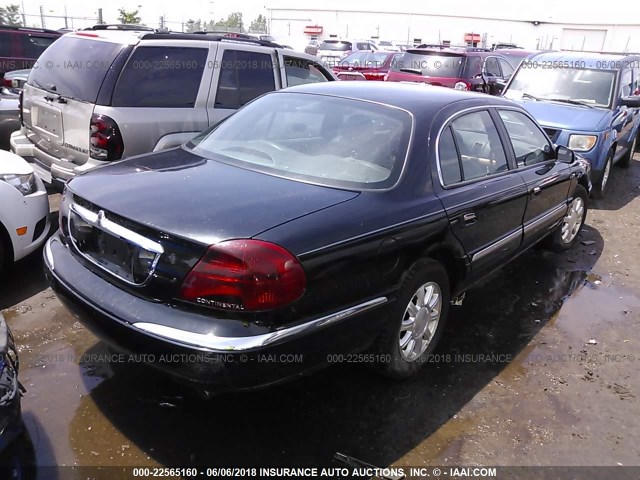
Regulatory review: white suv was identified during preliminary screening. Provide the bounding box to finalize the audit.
[11,29,336,188]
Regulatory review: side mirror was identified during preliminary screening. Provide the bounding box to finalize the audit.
[556,145,575,164]
[620,96,640,108]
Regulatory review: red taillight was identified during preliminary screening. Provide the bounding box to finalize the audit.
[178,240,306,312]
[18,90,24,126]
[3,78,12,88]
[364,72,386,81]
[90,113,124,161]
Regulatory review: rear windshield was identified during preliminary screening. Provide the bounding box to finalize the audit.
[27,36,123,103]
[392,51,464,77]
[319,41,352,51]
[187,92,412,190]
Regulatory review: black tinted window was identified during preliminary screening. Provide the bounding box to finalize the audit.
[484,57,500,76]
[113,46,207,108]
[19,35,57,58]
[215,50,275,109]
[28,36,123,103]
[439,127,462,185]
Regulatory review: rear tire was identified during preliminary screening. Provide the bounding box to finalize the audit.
[591,150,613,199]
[372,259,450,379]
[618,133,638,169]
[547,185,588,252]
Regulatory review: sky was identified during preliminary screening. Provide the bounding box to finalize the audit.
[18,0,639,31]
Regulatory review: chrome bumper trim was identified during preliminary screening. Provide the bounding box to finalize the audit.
[133,297,388,351]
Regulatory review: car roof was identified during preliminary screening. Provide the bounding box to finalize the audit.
[281,81,515,114]
[0,25,60,35]
[529,50,640,68]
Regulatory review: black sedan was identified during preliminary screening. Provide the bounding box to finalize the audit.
[44,82,590,391]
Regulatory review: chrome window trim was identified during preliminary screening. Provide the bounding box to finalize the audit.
[68,202,164,287]
[133,297,388,351]
[471,228,522,263]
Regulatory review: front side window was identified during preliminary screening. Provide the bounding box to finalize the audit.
[215,50,275,109]
[188,92,412,190]
[498,58,515,79]
[499,110,553,166]
[113,46,207,108]
[447,110,508,182]
[484,57,500,76]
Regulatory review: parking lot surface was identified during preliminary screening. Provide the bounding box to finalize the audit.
[0,157,639,472]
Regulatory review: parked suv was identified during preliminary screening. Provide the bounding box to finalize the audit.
[503,51,640,197]
[0,26,60,78]
[316,39,377,67]
[385,46,514,95]
[10,31,336,188]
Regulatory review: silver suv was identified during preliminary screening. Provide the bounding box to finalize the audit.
[11,30,336,188]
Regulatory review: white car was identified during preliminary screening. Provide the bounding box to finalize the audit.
[0,150,49,272]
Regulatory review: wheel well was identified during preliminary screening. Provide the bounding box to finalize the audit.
[577,174,590,193]
[0,221,14,266]
[424,246,465,295]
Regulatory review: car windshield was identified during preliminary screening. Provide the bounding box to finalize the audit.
[392,51,464,77]
[319,41,351,51]
[187,92,412,190]
[504,67,616,108]
[338,51,391,68]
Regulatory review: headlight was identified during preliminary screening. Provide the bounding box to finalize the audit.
[568,135,598,152]
[0,173,37,195]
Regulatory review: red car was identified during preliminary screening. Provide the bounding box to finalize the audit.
[385,46,513,95]
[332,51,402,81]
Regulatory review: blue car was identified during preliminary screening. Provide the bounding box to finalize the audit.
[503,51,640,197]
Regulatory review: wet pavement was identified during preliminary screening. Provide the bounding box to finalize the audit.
[0,157,639,476]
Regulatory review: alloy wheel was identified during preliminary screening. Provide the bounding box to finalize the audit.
[561,196,585,244]
[399,281,442,361]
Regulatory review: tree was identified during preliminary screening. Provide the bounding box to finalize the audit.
[249,14,267,34]
[118,8,141,24]
[0,4,22,26]
[185,19,202,33]
[215,12,243,32]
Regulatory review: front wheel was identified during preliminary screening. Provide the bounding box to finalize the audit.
[373,259,450,379]
[547,185,588,252]
[591,151,613,199]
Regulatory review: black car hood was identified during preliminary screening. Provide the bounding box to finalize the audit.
[68,148,360,246]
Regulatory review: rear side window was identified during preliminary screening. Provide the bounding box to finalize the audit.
[113,46,207,108]
[28,36,123,102]
[284,57,330,86]
[439,127,462,185]
[19,35,57,58]
[215,50,275,109]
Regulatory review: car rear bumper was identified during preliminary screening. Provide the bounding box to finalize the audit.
[10,130,105,186]
[43,233,388,391]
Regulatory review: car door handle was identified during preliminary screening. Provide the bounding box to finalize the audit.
[462,212,477,225]
[532,186,542,196]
